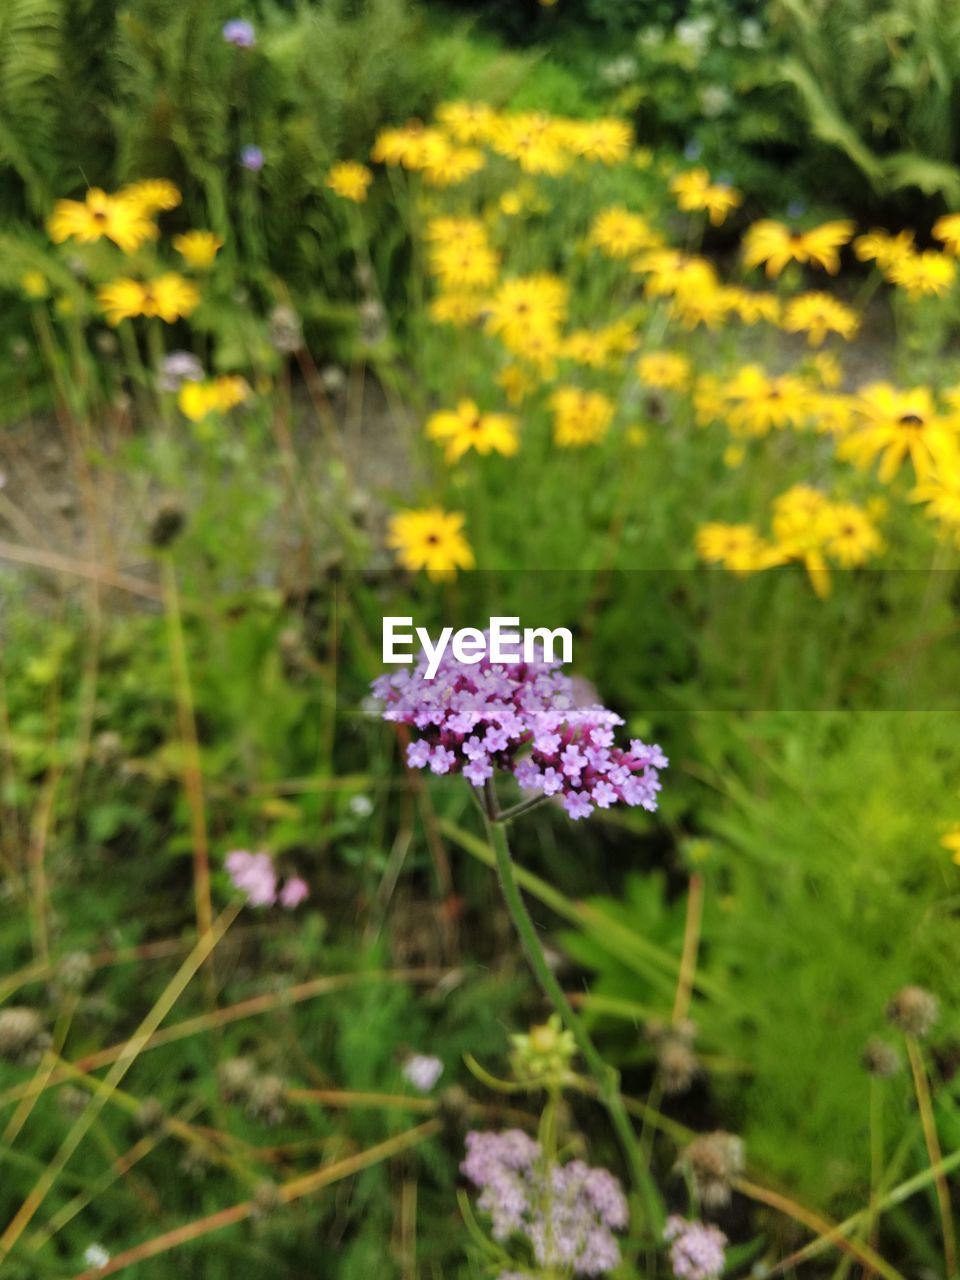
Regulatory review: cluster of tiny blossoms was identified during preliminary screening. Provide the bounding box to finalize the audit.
[225,851,309,909]
[372,646,666,821]
[462,1130,628,1276]
[664,1216,727,1280]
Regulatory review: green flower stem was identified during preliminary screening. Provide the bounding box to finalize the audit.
[497,794,551,823]
[482,793,664,1236]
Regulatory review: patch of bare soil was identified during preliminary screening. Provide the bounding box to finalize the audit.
[0,370,419,604]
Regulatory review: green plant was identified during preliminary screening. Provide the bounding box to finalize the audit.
[560,708,960,1238]
[769,0,960,207]
[0,0,448,353]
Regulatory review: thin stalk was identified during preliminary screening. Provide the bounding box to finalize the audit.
[0,906,237,1261]
[482,790,663,1234]
[160,556,213,945]
[67,1121,442,1280]
[497,794,551,824]
[862,1073,884,1280]
[734,1178,905,1280]
[770,1143,960,1276]
[672,871,704,1024]
[906,1034,956,1279]
[0,968,445,1111]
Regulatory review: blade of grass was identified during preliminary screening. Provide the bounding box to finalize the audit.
[0,903,238,1261]
[906,1034,956,1279]
[735,1178,906,1280]
[672,871,704,1024]
[0,968,447,1109]
[67,1120,443,1280]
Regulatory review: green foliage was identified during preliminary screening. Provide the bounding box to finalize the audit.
[0,0,65,215]
[0,0,447,344]
[769,0,960,206]
[561,709,960,1222]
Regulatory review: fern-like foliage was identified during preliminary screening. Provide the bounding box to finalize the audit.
[0,0,64,215]
[0,0,451,346]
[770,0,960,203]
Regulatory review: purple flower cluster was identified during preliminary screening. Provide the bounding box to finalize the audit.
[157,350,203,393]
[240,145,264,172]
[225,851,309,909]
[372,647,666,821]
[664,1216,727,1280]
[222,18,256,47]
[462,1130,628,1276]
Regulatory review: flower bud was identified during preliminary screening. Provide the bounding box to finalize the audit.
[862,1038,902,1078]
[148,496,187,549]
[886,986,939,1038]
[678,1131,745,1210]
[0,1006,51,1065]
[246,1074,286,1125]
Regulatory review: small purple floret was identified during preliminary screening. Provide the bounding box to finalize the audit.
[223,18,256,47]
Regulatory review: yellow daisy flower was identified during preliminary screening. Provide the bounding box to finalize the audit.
[484,274,568,347]
[724,288,781,326]
[822,501,884,567]
[719,365,811,436]
[563,118,633,165]
[588,206,661,259]
[742,219,855,278]
[371,123,448,169]
[549,386,614,446]
[426,400,519,463]
[634,250,718,299]
[853,228,915,271]
[840,383,958,482]
[48,187,154,254]
[172,230,223,270]
[562,322,636,368]
[422,145,485,188]
[326,161,374,202]
[428,292,486,327]
[435,101,498,144]
[672,280,733,330]
[97,273,200,325]
[387,507,475,579]
[121,179,182,213]
[636,350,692,392]
[939,822,960,864]
[669,168,743,226]
[428,241,499,292]
[424,216,489,248]
[489,113,569,175]
[885,249,957,300]
[178,375,250,422]
[932,214,960,255]
[911,449,960,543]
[782,293,859,346]
[696,523,781,574]
[770,486,882,596]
